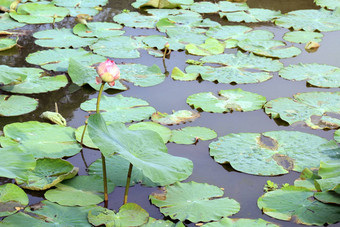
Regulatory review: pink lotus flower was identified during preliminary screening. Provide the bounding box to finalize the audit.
[96,59,120,87]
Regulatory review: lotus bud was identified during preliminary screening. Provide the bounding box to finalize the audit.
[164,42,170,49]
[96,59,120,87]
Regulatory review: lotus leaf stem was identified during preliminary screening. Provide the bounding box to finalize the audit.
[123,163,133,204]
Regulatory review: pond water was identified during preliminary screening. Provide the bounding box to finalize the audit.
[0,0,340,226]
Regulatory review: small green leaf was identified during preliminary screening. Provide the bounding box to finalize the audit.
[0,95,38,117]
[283,31,323,43]
[0,183,28,217]
[171,67,199,81]
[186,37,225,56]
[0,38,17,51]
[170,126,217,144]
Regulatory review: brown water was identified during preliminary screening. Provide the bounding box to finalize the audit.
[1,0,340,226]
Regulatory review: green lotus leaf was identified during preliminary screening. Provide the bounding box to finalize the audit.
[202,217,279,227]
[73,22,124,38]
[315,160,340,193]
[315,0,340,10]
[129,122,172,143]
[16,158,78,190]
[75,125,98,149]
[187,88,266,113]
[26,48,106,72]
[283,31,323,43]
[80,94,156,123]
[294,168,319,191]
[45,175,115,206]
[186,37,225,56]
[238,40,301,58]
[225,30,275,48]
[275,9,340,32]
[264,91,340,129]
[9,3,69,24]
[170,126,217,144]
[0,146,36,179]
[0,13,25,33]
[90,36,142,58]
[0,37,17,51]
[0,0,12,10]
[220,8,281,23]
[0,183,28,217]
[88,203,149,226]
[0,95,38,116]
[218,1,249,12]
[257,185,340,225]
[314,191,340,205]
[142,217,184,227]
[67,58,126,90]
[113,12,159,28]
[335,129,340,143]
[0,67,67,94]
[209,131,340,176]
[148,9,202,26]
[171,67,199,81]
[142,35,185,51]
[0,212,50,226]
[132,0,193,9]
[149,181,240,222]
[166,26,207,45]
[0,121,81,158]
[206,25,252,40]
[87,114,193,185]
[53,0,108,16]
[279,63,340,88]
[88,155,158,187]
[33,28,97,48]
[184,2,219,13]
[151,110,200,125]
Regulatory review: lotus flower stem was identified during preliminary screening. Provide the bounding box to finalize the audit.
[97,82,109,207]
[123,163,133,204]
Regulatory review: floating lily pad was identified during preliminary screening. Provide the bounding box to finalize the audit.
[0,67,68,94]
[113,12,159,28]
[89,155,158,187]
[149,181,240,222]
[225,30,275,48]
[0,95,38,116]
[171,67,199,81]
[184,2,219,13]
[218,1,249,12]
[0,183,28,217]
[166,26,207,45]
[283,31,323,43]
[16,158,78,191]
[0,212,49,226]
[0,13,25,31]
[315,0,340,10]
[279,63,340,88]
[143,217,184,226]
[88,203,149,227]
[186,38,225,56]
[275,9,340,32]
[142,35,185,51]
[73,22,124,38]
[0,121,81,158]
[151,110,200,125]
[33,28,97,48]
[9,3,69,24]
[90,36,142,58]
[314,191,340,205]
[257,185,340,225]
[238,40,301,58]
[0,38,17,51]
[81,94,156,123]
[87,114,193,186]
[220,9,281,23]
[202,217,279,227]
[170,126,217,144]
[209,131,340,176]
[264,91,340,129]
[315,161,340,193]
[206,25,251,40]
[128,122,172,143]
[187,88,266,113]
[26,48,106,72]
[132,0,193,9]
[45,175,115,206]
[0,146,36,179]
[53,0,108,16]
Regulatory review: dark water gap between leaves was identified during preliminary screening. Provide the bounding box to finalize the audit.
[1,0,340,226]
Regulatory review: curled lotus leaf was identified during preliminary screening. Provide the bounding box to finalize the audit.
[151,110,200,125]
[274,9,340,32]
[202,217,279,227]
[220,8,281,23]
[0,121,81,158]
[73,22,124,38]
[16,158,78,191]
[315,160,340,193]
[257,185,340,225]
[88,203,149,227]
[0,95,38,117]
[149,181,240,223]
[209,131,340,176]
[80,94,156,123]
[279,63,340,88]
[294,168,319,191]
[264,91,340,129]
[0,183,28,217]
[187,88,266,113]
[40,111,67,126]
[283,31,323,44]
[9,3,69,24]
